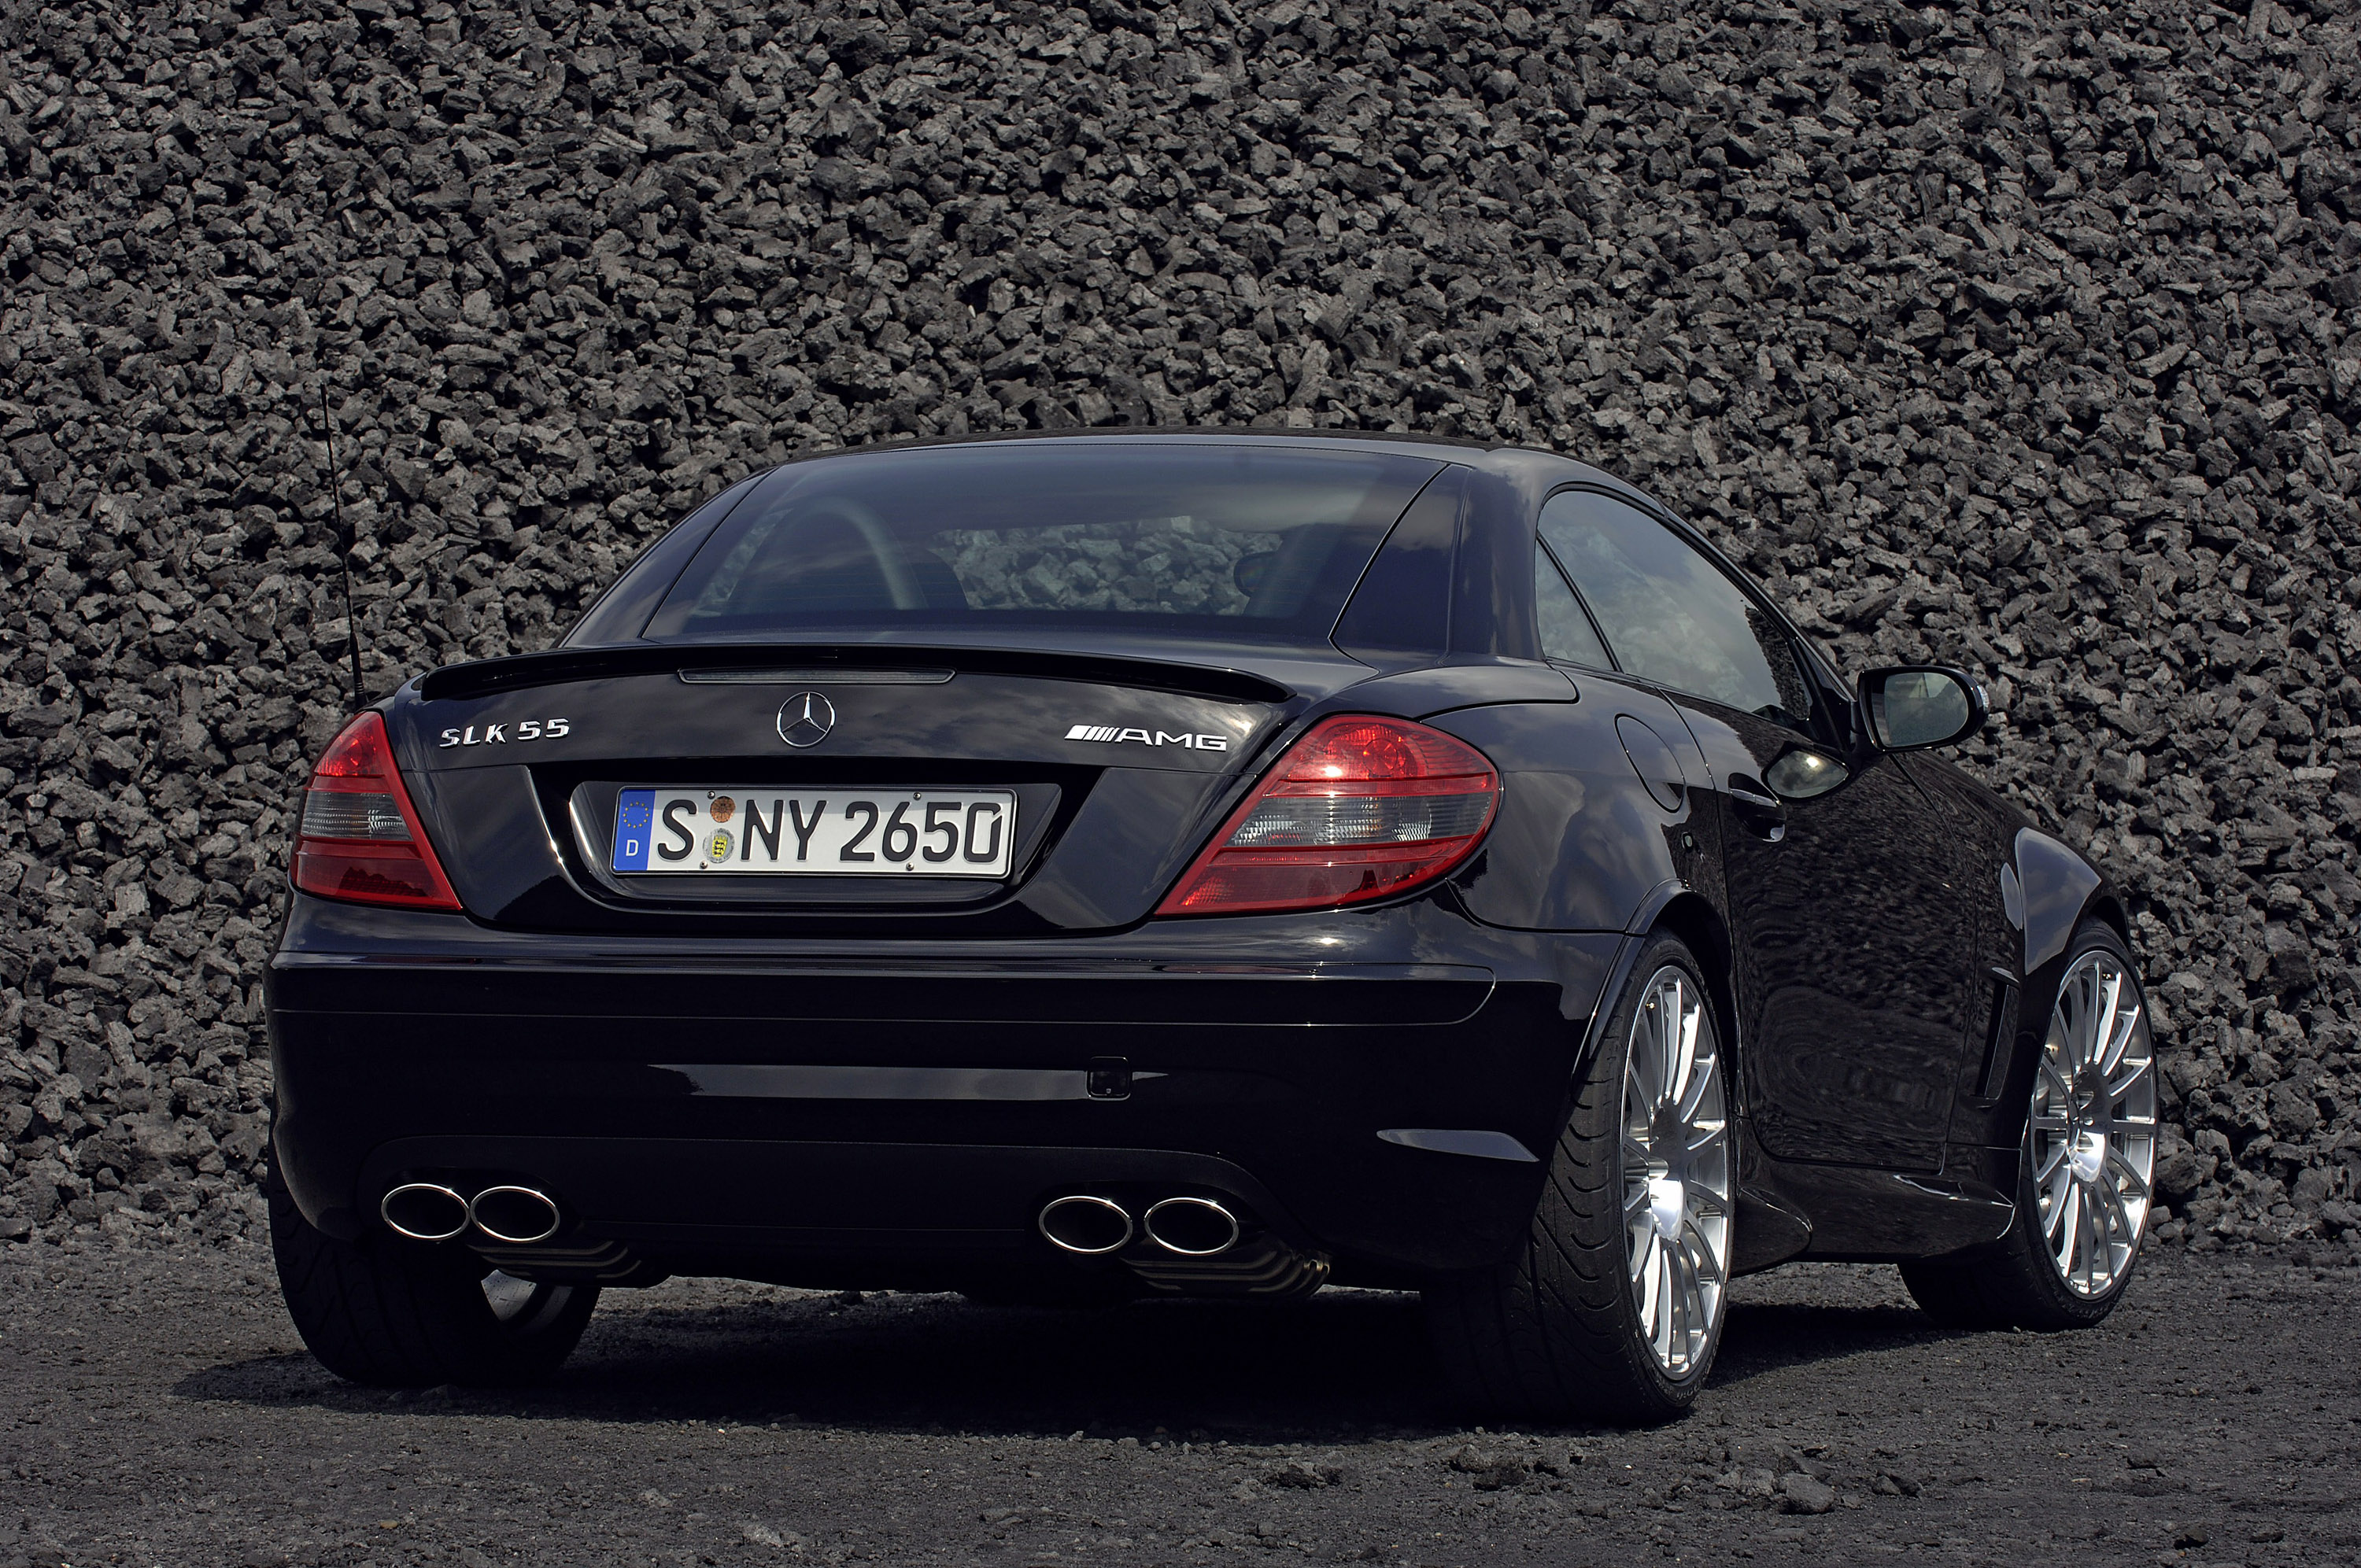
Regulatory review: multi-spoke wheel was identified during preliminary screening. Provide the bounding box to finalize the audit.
[1426,932,1735,1423]
[2027,947,2156,1297]
[1902,920,2155,1331]
[1621,966,1733,1380]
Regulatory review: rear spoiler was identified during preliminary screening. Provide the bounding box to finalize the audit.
[415,644,1294,707]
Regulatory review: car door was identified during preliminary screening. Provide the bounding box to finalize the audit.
[1539,489,1977,1172]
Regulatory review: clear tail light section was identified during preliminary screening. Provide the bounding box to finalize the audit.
[290,712,463,912]
[1156,714,1500,917]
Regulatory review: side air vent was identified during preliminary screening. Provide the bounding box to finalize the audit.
[1975,969,2019,1102]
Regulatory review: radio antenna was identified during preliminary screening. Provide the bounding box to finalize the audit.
[316,380,368,712]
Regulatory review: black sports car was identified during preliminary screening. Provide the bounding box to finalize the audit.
[266,432,2156,1421]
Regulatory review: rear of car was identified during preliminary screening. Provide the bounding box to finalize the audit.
[265,437,1617,1315]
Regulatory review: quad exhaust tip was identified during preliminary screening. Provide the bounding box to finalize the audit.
[382,1183,563,1245]
[1143,1196,1240,1256]
[1036,1194,1243,1257]
[1037,1194,1133,1255]
[380,1182,471,1243]
[469,1186,563,1245]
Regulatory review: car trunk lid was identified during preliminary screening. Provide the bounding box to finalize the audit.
[386,644,1314,934]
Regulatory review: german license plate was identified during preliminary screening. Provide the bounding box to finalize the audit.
[611,788,1015,877]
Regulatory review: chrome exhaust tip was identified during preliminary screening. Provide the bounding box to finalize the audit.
[380,1183,471,1242]
[1037,1195,1133,1256]
[469,1186,562,1245]
[1143,1196,1241,1257]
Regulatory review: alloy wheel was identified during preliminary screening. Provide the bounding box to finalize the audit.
[1620,965,1733,1378]
[2028,949,2156,1297]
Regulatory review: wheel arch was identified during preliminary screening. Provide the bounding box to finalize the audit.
[2084,892,2130,947]
[2012,825,2111,976]
[1646,891,1741,1106]
[1560,889,1741,1128]
[1990,895,2143,1158]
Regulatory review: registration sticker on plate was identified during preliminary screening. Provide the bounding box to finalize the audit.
[611,788,1015,877]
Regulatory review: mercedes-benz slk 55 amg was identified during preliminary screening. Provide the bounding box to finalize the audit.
[265,433,2154,1421]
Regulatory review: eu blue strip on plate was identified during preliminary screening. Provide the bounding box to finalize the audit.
[612,788,655,871]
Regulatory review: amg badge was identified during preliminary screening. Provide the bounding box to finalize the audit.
[1064,724,1229,751]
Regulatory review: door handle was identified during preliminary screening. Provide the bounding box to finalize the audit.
[1727,780,1787,841]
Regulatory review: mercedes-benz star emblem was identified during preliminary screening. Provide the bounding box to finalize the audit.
[777,692,835,748]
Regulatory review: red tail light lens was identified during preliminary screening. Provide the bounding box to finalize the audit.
[290,713,463,912]
[1157,715,1500,917]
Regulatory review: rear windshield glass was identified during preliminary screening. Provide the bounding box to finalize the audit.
[639,445,1443,643]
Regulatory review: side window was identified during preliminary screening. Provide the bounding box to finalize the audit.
[1534,542,1613,669]
[1539,490,1816,730]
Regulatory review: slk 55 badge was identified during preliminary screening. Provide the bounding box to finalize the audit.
[439,718,572,747]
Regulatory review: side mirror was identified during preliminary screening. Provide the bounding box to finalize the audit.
[1858,665,1988,751]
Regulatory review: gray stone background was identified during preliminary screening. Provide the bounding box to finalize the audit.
[1,0,2357,1258]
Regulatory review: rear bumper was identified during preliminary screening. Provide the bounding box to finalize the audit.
[267,894,1621,1282]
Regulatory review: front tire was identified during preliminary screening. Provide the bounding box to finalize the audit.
[1425,932,1734,1424]
[268,1154,599,1386]
[1901,920,2156,1330]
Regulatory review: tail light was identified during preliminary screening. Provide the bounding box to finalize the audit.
[1157,714,1500,917]
[290,713,462,912]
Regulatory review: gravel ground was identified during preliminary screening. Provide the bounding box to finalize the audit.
[5,1241,2356,1567]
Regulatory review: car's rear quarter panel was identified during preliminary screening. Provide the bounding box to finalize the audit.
[1432,693,1706,935]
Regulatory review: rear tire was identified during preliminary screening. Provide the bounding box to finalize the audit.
[1901,920,2156,1331]
[1424,932,1734,1425]
[267,1153,599,1386]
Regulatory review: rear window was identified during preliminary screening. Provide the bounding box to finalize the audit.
[638,444,1443,644]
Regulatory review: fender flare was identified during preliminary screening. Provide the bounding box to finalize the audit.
[1595,880,1738,1099]
[1624,876,1692,938]
[2012,826,2105,976]
[1989,827,2130,1148]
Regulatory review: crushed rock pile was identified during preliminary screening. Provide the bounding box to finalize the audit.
[2,0,2359,1256]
